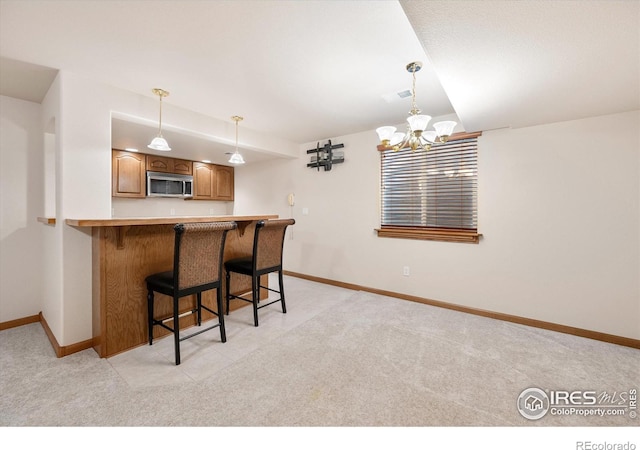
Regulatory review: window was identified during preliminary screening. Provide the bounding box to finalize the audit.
[376,131,481,243]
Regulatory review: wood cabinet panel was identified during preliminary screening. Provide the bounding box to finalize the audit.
[172,158,193,175]
[112,150,145,198]
[193,162,234,200]
[146,155,171,173]
[146,155,193,175]
[215,165,234,201]
[193,162,215,199]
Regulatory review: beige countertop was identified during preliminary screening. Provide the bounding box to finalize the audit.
[65,215,278,227]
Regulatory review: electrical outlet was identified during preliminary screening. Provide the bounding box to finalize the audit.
[170,208,175,216]
[403,266,410,276]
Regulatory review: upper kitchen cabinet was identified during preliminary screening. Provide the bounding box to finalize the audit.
[214,165,234,201]
[193,161,214,200]
[112,149,145,198]
[146,155,193,175]
[193,162,234,201]
[112,150,233,201]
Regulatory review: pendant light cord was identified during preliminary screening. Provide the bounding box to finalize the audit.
[158,94,163,137]
[232,115,243,154]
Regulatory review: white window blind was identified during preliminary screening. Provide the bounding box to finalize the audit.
[380,135,478,231]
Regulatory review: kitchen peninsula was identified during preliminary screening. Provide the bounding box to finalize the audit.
[66,215,277,358]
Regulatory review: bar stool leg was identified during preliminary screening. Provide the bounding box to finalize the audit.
[173,296,181,365]
[147,290,154,345]
[252,274,259,327]
[279,270,287,314]
[225,270,231,315]
[217,287,227,343]
[196,292,202,326]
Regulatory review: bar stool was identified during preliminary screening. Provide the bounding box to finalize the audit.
[146,221,237,365]
[225,218,295,326]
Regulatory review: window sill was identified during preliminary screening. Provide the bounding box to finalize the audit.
[375,227,481,244]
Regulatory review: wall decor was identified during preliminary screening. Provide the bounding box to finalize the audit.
[306,140,344,172]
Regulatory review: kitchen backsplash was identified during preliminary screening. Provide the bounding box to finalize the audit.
[112,197,232,217]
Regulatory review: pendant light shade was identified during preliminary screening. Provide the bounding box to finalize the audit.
[148,88,171,151]
[229,115,246,165]
[148,136,171,151]
[228,151,245,164]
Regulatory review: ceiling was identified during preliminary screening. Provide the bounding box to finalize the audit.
[401,0,640,132]
[1,0,638,164]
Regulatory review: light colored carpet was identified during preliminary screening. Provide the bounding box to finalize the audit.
[0,276,638,428]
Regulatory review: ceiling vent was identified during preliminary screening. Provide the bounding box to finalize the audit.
[382,89,412,103]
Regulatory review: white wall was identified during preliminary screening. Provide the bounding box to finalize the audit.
[235,110,640,340]
[0,95,43,322]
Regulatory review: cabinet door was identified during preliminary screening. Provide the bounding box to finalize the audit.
[146,155,171,173]
[112,150,146,197]
[147,155,192,175]
[214,165,234,201]
[193,162,215,199]
[172,158,193,175]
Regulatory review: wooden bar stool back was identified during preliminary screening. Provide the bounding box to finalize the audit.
[146,221,237,365]
[225,218,295,326]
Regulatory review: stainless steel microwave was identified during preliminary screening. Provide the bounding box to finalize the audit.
[146,171,193,198]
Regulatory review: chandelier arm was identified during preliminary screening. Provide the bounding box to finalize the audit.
[392,132,410,151]
[420,135,435,144]
[399,136,410,152]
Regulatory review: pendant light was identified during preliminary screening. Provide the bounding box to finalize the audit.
[148,88,171,151]
[376,62,456,152]
[228,115,245,164]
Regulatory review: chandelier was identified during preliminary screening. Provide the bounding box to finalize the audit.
[148,88,171,151]
[228,115,245,164]
[376,61,456,152]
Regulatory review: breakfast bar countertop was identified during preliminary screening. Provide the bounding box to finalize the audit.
[65,215,278,227]
[67,214,279,358]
